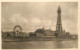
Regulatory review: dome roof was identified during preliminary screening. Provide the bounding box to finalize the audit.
[35,28,45,34]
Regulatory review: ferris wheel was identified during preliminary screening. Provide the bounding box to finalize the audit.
[13,25,22,32]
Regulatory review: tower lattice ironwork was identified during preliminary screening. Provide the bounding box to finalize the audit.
[56,6,63,32]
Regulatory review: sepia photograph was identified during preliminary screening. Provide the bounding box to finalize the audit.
[1,2,78,49]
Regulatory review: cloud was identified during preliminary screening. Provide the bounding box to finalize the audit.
[30,17,41,25]
[9,14,28,25]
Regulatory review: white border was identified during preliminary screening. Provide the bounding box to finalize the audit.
[0,0,79,50]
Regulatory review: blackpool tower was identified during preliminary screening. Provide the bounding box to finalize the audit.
[56,6,63,36]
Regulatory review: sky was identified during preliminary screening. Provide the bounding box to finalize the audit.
[1,2,78,34]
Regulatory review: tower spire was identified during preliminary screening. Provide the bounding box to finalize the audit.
[57,6,61,14]
[56,6,62,32]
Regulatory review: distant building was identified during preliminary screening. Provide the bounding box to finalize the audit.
[44,29,55,37]
[35,27,45,37]
[2,25,28,38]
[35,27,56,37]
[29,32,36,37]
[2,31,15,37]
